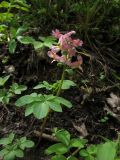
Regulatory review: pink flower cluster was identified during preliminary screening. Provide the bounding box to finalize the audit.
[48,29,83,68]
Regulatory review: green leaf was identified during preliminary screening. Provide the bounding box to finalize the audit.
[20,137,26,143]
[0,1,10,8]
[61,80,76,89]
[67,156,78,160]
[112,72,120,81]
[51,155,67,160]
[65,69,74,75]
[10,83,27,94]
[0,149,9,157]
[45,94,56,101]
[33,41,44,49]
[40,36,56,48]
[70,138,84,148]
[15,95,34,106]
[15,149,24,158]
[0,13,13,22]
[96,142,116,160]
[31,93,44,101]
[17,36,35,44]
[87,145,97,155]
[25,105,33,116]
[47,101,62,112]
[0,75,10,86]
[8,39,17,54]
[55,97,72,108]
[8,133,15,143]
[16,26,27,36]
[10,27,17,38]
[55,130,70,146]
[13,0,29,8]
[20,140,34,150]
[0,133,14,145]
[34,84,47,89]
[12,5,29,11]
[86,155,95,160]
[79,149,89,157]
[24,140,34,148]
[45,143,68,155]
[34,81,52,90]
[33,102,49,119]
[4,150,15,160]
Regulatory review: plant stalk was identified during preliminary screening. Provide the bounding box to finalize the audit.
[38,65,66,143]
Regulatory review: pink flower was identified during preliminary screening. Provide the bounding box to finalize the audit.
[72,39,83,47]
[47,46,67,63]
[58,31,75,48]
[51,45,60,52]
[66,55,83,68]
[52,29,62,39]
[67,48,76,56]
[48,29,83,68]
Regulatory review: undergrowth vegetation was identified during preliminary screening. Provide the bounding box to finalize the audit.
[0,0,120,160]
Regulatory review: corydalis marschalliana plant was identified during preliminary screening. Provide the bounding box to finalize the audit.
[48,29,83,68]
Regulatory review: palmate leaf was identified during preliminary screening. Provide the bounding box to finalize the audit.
[16,93,72,119]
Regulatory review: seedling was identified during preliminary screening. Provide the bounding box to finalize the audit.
[0,133,34,160]
[45,129,87,160]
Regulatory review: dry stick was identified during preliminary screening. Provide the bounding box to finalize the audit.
[34,130,58,142]
[71,148,81,157]
[38,66,66,144]
[3,104,10,114]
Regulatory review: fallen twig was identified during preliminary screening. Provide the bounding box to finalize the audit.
[34,130,58,142]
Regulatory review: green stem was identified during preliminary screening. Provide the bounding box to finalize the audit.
[56,65,66,96]
[38,65,66,143]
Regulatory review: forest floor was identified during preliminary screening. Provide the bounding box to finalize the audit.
[0,45,120,160]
